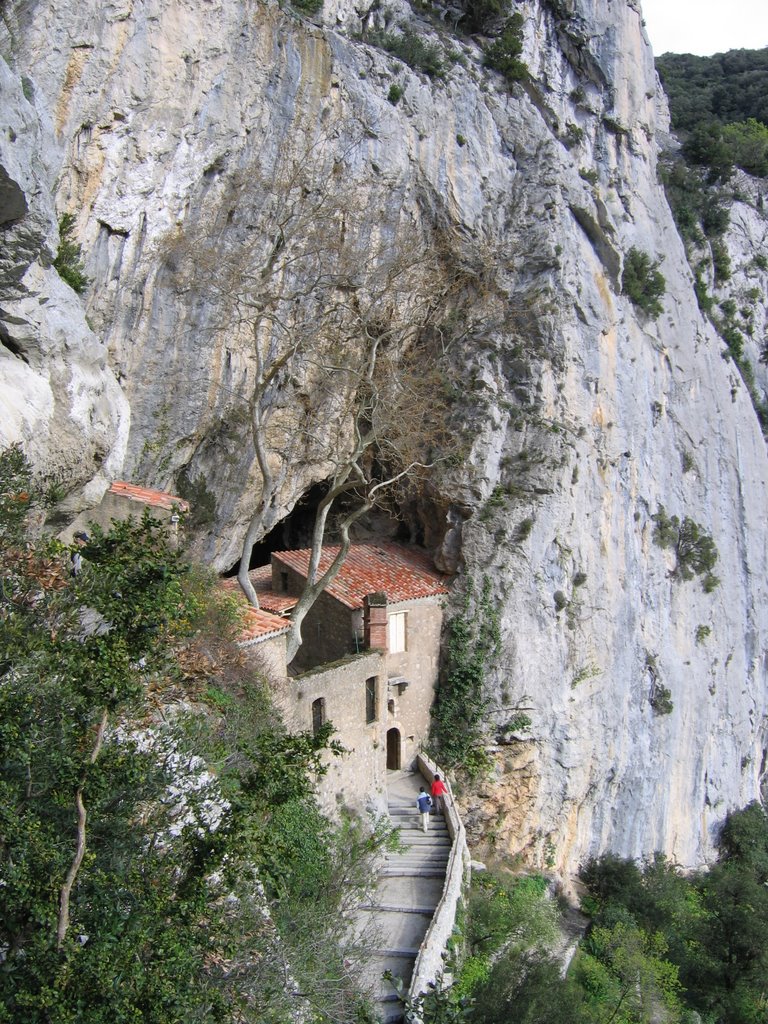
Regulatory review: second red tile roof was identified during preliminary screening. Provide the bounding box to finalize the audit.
[220,567,297,615]
[273,543,449,610]
[109,481,190,513]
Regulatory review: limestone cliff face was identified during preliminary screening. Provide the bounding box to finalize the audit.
[2,0,767,878]
[0,58,129,513]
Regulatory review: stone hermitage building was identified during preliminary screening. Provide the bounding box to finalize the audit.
[69,481,449,817]
[225,543,449,817]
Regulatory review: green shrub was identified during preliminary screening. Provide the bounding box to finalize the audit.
[694,270,714,313]
[563,122,584,147]
[461,0,508,33]
[650,683,674,715]
[387,82,404,105]
[430,577,500,778]
[579,166,599,184]
[291,0,323,14]
[515,516,534,542]
[695,624,711,643]
[720,320,745,360]
[621,247,666,318]
[53,213,89,294]
[652,505,720,588]
[603,116,628,136]
[368,28,446,78]
[484,14,528,85]
[659,157,730,247]
[711,238,731,284]
[553,590,568,612]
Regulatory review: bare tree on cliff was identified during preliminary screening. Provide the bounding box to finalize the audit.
[165,120,482,662]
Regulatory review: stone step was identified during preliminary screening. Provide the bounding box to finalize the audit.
[397,835,450,843]
[376,874,444,903]
[382,867,447,878]
[389,807,447,818]
[396,824,449,832]
[360,904,436,915]
[385,858,449,869]
[397,827,449,836]
[387,851,448,860]
[385,864,449,873]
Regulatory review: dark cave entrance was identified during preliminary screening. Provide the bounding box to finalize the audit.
[225,479,416,576]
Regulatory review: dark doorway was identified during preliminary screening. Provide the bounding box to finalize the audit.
[386,728,401,770]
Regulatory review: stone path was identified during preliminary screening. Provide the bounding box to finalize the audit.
[354,770,452,1023]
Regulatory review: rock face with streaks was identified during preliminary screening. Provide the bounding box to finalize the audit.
[0,58,128,515]
[1,0,767,878]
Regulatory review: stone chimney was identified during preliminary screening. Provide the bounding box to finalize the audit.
[364,592,388,650]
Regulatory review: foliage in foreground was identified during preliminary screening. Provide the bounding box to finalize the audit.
[577,807,768,1024]
[0,445,392,1024]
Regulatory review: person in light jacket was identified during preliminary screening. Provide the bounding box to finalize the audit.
[416,787,432,833]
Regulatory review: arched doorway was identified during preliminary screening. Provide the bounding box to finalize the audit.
[386,728,401,770]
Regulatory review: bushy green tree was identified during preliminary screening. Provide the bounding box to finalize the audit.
[53,213,90,294]
[576,810,768,1024]
[484,13,528,85]
[460,0,508,33]
[722,118,768,177]
[621,248,666,318]
[429,577,500,777]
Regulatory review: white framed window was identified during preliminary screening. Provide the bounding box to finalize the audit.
[365,677,378,724]
[388,612,407,654]
[312,697,326,735]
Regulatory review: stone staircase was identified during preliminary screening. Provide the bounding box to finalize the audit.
[354,770,452,1023]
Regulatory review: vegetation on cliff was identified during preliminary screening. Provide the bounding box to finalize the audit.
[0,445,395,1024]
[656,47,768,431]
[417,803,768,1024]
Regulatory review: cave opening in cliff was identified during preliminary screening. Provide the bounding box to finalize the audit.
[225,478,416,577]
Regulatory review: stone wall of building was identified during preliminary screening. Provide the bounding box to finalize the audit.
[68,490,183,542]
[384,596,444,762]
[277,565,357,671]
[242,634,289,688]
[287,651,388,817]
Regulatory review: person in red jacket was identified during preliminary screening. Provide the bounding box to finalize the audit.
[431,774,448,814]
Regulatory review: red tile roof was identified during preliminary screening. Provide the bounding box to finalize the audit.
[217,578,291,644]
[109,481,190,513]
[238,605,291,644]
[273,543,449,610]
[220,566,297,614]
